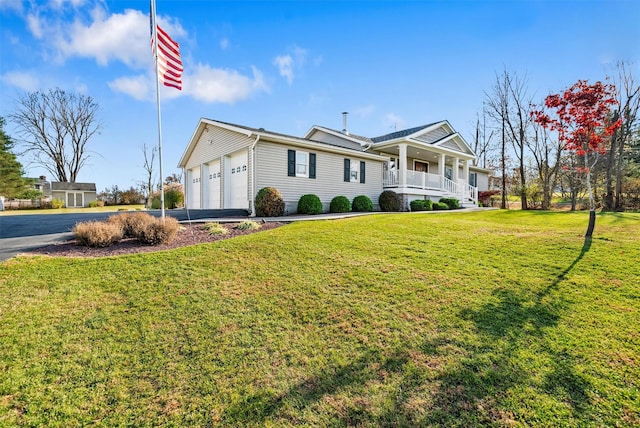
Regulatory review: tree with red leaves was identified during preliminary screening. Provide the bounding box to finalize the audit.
[532,80,622,237]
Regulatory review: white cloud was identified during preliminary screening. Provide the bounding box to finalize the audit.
[220,37,229,50]
[273,45,310,85]
[108,75,153,101]
[57,8,155,68]
[183,64,268,103]
[26,13,44,38]
[0,0,23,12]
[1,70,39,91]
[273,55,294,85]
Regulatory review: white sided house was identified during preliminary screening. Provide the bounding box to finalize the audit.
[178,118,487,214]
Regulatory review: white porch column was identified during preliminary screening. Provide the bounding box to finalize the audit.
[399,143,407,188]
[438,153,445,188]
[462,159,469,185]
[452,157,459,183]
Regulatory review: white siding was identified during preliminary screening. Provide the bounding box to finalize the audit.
[441,139,463,151]
[184,126,253,169]
[255,141,383,213]
[415,127,449,144]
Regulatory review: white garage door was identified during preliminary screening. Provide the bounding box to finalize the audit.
[207,160,221,209]
[188,166,201,209]
[226,151,248,209]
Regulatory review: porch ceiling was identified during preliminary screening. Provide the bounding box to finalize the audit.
[380,145,466,163]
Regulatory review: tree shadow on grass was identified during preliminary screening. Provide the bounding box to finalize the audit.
[420,236,595,425]
[220,239,597,426]
[220,348,424,426]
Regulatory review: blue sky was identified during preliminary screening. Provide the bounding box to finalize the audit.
[1,0,639,191]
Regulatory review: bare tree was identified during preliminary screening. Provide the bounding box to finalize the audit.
[10,88,101,182]
[473,106,495,169]
[484,70,512,209]
[604,61,640,211]
[504,72,533,210]
[140,143,158,208]
[528,121,564,210]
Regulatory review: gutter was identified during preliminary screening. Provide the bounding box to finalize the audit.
[250,134,260,216]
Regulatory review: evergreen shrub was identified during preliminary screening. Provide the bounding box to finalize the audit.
[379,190,402,212]
[330,196,351,213]
[410,199,433,211]
[433,201,450,210]
[297,194,323,214]
[352,195,373,212]
[255,187,285,217]
[439,197,460,209]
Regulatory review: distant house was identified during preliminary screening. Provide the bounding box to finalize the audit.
[51,182,97,208]
[178,117,489,214]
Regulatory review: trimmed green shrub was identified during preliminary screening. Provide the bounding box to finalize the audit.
[73,221,123,247]
[439,197,460,209]
[330,196,351,213]
[236,220,261,231]
[137,216,180,245]
[203,222,228,235]
[352,195,373,212]
[410,199,433,211]
[297,194,323,214]
[433,201,450,210]
[51,198,64,209]
[379,190,402,212]
[255,187,285,217]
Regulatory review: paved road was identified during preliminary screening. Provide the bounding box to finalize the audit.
[0,209,248,262]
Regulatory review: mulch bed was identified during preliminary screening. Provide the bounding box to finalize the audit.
[28,222,286,258]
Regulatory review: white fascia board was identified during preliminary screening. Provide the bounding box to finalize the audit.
[304,125,368,145]
[178,118,254,168]
[430,133,476,158]
[260,133,388,161]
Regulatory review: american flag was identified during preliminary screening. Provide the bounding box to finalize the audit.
[151,24,183,90]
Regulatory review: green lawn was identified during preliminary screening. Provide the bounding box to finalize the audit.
[1,211,638,427]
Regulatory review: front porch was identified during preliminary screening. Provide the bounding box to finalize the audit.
[383,170,478,208]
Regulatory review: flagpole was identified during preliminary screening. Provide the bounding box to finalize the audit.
[151,0,166,221]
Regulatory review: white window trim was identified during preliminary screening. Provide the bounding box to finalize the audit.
[296,151,309,178]
[350,159,359,182]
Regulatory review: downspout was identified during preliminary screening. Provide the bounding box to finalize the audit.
[250,134,260,216]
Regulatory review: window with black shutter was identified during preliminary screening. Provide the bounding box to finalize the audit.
[344,159,350,182]
[360,161,366,183]
[288,150,296,177]
[309,153,316,179]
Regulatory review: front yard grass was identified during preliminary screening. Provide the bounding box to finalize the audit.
[1,210,638,426]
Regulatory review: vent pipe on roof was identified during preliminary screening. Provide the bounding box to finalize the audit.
[341,111,349,135]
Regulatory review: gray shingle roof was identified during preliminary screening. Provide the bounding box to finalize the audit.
[371,122,440,143]
[51,182,96,191]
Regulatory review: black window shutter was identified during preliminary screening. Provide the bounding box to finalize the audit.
[344,159,350,182]
[360,161,366,183]
[309,153,316,179]
[288,150,295,177]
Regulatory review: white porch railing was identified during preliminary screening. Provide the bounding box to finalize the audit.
[383,170,478,204]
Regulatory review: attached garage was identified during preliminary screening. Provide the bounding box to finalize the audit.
[225,150,249,209]
[187,166,201,209]
[206,160,221,209]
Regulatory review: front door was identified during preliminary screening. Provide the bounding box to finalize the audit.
[415,161,429,173]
